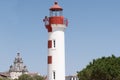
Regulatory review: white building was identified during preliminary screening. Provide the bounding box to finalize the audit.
[66,76,79,80]
[9,53,28,79]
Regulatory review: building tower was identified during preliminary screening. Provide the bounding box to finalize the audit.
[43,2,68,80]
[9,53,28,79]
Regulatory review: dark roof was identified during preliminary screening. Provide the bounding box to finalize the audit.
[0,72,10,77]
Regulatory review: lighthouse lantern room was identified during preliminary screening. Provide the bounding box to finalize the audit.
[43,2,68,80]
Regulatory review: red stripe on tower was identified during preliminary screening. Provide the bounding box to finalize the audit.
[48,40,52,48]
[48,56,52,64]
[46,25,52,32]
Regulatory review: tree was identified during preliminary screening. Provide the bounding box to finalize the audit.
[33,75,44,80]
[77,55,120,80]
[18,74,44,80]
[0,77,11,80]
[14,79,18,80]
[18,74,33,80]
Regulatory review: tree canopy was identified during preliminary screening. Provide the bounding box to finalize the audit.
[18,74,33,80]
[77,55,120,80]
[32,75,44,80]
[18,74,44,80]
[0,78,11,80]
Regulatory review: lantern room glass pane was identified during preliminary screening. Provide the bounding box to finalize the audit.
[50,11,62,17]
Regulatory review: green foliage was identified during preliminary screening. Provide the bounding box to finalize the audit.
[77,55,120,80]
[33,75,44,80]
[18,74,33,80]
[0,77,11,80]
[18,74,44,80]
[14,79,18,80]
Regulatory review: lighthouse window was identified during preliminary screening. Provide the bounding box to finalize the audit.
[53,71,56,79]
[55,11,57,16]
[53,40,56,48]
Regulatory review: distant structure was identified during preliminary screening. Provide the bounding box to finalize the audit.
[9,53,28,79]
[66,75,79,80]
[0,72,9,79]
[0,53,40,79]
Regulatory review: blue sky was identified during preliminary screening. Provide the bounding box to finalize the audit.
[0,0,120,76]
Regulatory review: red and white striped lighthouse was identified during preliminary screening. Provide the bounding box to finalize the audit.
[43,1,68,80]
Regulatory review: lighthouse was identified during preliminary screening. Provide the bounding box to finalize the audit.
[43,1,68,80]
